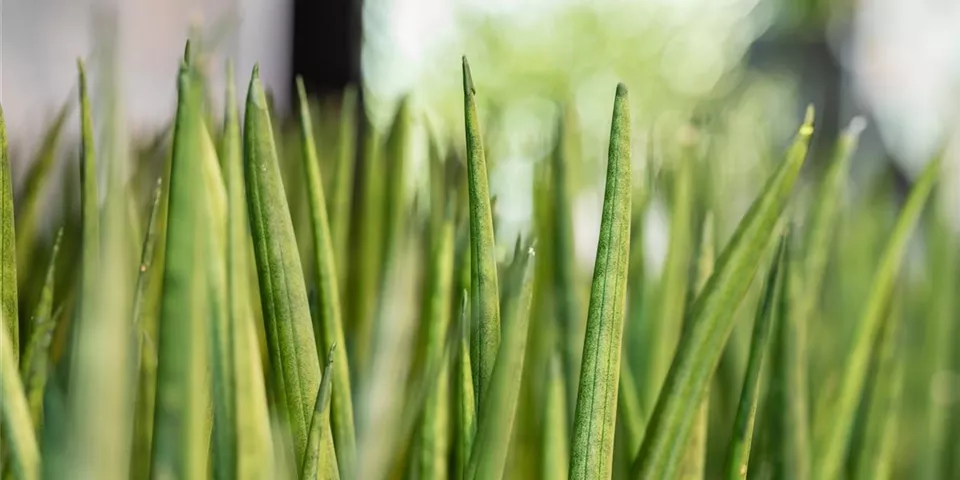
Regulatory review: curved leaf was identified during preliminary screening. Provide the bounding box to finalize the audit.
[813,156,940,480]
[632,109,813,480]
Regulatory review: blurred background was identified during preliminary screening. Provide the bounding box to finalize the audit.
[2,2,960,477]
[1,0,959,259]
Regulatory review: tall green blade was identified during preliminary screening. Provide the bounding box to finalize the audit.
[224,63,274,480]
[454,295,476,480]
[20,228,63,430]
[331,86,357,294]
[1,313,39,480]
[301,347,340,480]
[15,100,71,294]
[74,60,100,370]
[244,65,322,466]
[551,110,584,413]
[542,354,570,480]
[783,119,863,480]
[800,118,864,315]
[203,67,233,480]
[416,218,455,480]
[679,212,715,480]
[813,157,939,480]
[764,244,811,480]
[150,59,212,480]
[466,248,535,480]
[382,98,411,261]
[461,57,501,411]
[568,83,632,480]
[349,120,384,377]
[649,150,694,408]
[130,180,163,480]
[851,298,903,480]
[618,361,646,463]
[632,110,813,480]
[68,58,135,480]
[0,103,20,362]
[922,188,956,480]
[723,233,787,480]
[296,77,357,478]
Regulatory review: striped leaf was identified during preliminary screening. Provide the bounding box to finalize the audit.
[466,248,535,480]
[461,57,501,412]
[723,232,788,479]
[569,83,632,480]
[632,109,813,480]
[244,65,322,466]
[296,77,357,478]
[150,58,213,480]
[301,346,340,480]
[813,156,940,479]
[224,62,274,479]
[20,228,63,430]
[0,101,20,363]
[455,295,476,480]
[1,313,40,480]
[416,218,455,480]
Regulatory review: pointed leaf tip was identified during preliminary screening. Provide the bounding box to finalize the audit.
[801,105,815,135]
[326,343,337,365]
[77,59,87,82]
[462,56,475,95]
[848,116,867,137]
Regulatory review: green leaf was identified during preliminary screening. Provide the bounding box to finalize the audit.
[150,57,214,480]
[679,212,716,480]
[20,228,63,430]
[813,156,940,480]
[75,59,100,361]
[0,102,20,363]
[922,188,956,480]
[455,295,476,480]
[15,99,71,293]
[224,62,274,480]
[723,232,787,479]
[569,83,632,480]
[349,118,385,377]
[1,313,40,480]
[852,305,903,480]
[67,57,135,479]
[301,346,340,480]
[800,117,865,317]
[462,57,501,412]
[781,119,863,480]
[130,179,164,480]
[551,110,585,413]
[632,108,813,480]
[416,217,455,480]
[244,64,322,467]
[382,97,411,261]
[466,247,535,480]
[649,148,695,408]
[618,361,646,464]
[296,76,357,479]
[331,86,357,295]
[542,353,570,480]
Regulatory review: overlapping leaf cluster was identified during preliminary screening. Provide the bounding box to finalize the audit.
[0,42,954,480]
